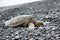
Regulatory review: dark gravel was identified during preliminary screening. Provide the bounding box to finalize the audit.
[0,0,60,40]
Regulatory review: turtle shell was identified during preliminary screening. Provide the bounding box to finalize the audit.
[5,15,34,27]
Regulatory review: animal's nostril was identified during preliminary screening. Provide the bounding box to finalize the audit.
[38,23,43,26]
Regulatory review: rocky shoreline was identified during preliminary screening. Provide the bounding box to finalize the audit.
[0,0,60,40]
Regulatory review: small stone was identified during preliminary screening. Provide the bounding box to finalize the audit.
[35,39,39,40]
[29,38,35,40]
[14,38,19,40]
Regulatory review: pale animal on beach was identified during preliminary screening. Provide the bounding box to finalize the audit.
[5,15,43,29]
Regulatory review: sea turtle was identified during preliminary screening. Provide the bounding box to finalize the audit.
[5,15,43,28]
